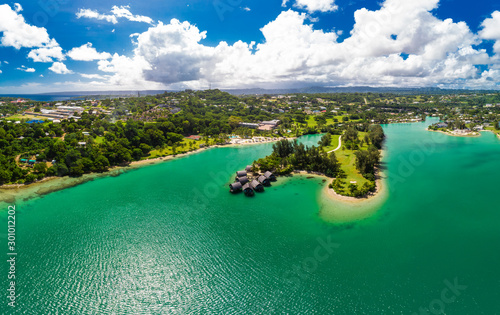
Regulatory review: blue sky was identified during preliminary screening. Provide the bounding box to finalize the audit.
[1,0,500,93]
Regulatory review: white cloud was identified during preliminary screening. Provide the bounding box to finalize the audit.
[0,4,57,49]
[28,44,65,62]
[111,5,153,24]
[76,8,117,24]
[14,3,22,13]
[49,62,73,74]
[56,0,498,91]
[480,11,500,54]
[0,70,2,74]
[282,0,289,7]
[17,66,35,72]
[76,6,153,25]
[80,73,109,80]
[4,61,8,64]
[68,43,112,61]
[243,7,251,12]
[110,2,497,90]
[293,0,338,13]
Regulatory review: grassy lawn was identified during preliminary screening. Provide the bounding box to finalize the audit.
[327,131,370,187]
[305,115,364,128]
[322,134,341,152]
[3,114,44,121]
[144,138,202,159]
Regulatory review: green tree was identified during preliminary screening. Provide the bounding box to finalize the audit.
[33,162,47,174]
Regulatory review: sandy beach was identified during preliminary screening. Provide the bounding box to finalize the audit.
[427,128,481,137]
[290,169,385,205]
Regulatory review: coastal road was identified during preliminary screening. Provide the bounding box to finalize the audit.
[327,136,342,153]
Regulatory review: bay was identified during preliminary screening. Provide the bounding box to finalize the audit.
[1,120,500,314]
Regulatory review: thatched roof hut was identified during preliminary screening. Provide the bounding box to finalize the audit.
[242,183,254,196]
[250,180,264,192]
[258,175,271,186]
[229,182,242,193]
[236,171,247,178]
[237,176,249,185]
[264,171,276,181]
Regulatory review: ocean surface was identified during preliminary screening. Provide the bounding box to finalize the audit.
[0,94,80,102]
[1,119,500,314]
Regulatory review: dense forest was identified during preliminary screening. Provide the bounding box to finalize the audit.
[255,139,341,177]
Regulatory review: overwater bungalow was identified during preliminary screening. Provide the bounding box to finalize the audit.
[245,165,252,172]
[236,171,247,179]
[250,180,264,192]
[242,183,255,196]
[229,182,243,193]
[258,175,271,186]
[264,171,276,181]
[236,176,249,185]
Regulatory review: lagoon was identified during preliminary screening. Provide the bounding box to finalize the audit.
[1,119,500,314]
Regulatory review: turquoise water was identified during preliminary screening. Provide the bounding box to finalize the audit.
[1,122,500,314]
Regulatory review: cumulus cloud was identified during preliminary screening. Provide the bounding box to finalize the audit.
[49,62,73,74]
[13,3,22,12]
[68,43,112,61]
[111,5,154,24]
[76,9,117,24]
[76,6,153,25]
[17,66,35,72]
[80,73,109,80]
[293,0,338,13]
[28,44,65,62]
[81,0,499,90]
[0,4,57,49]
[480,11,500,54]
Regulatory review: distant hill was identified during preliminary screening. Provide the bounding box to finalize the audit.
[220,86,497,95]
[3,86,498,101]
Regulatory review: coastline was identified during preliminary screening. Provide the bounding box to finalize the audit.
[0,137,292,204]
[290,168,385,205]
[428,128,500,140]
[480,129,500,140]
[426,128,481,137]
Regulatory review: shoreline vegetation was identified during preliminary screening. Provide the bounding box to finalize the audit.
[427,119,500,139]
[251,125,386,201]
[426,128,481,137]
[427,128,500,139]
[0,136,291,204]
